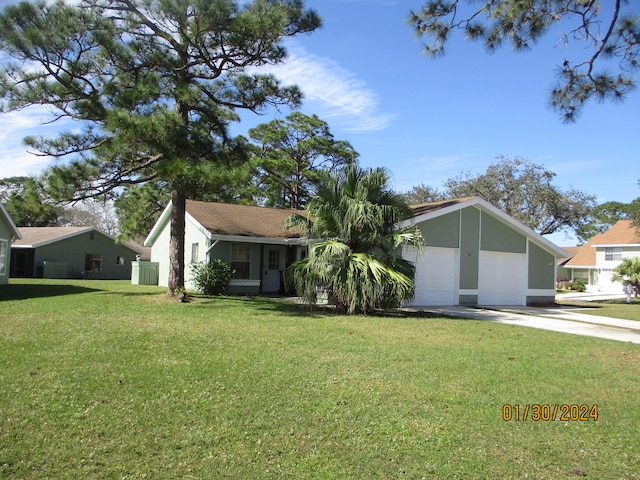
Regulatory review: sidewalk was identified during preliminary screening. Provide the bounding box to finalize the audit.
[408,302,640,344]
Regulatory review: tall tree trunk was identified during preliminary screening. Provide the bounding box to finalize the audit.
[168,188,186,295]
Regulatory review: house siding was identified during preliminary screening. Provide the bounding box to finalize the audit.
[151,221,172,287]
[528,242,555,289]
[0,218,12,285]
[406,203,560,307]
[459,207,480,291]
[419,210,459,248]
[480,214,526,253]
[30,231,138,279]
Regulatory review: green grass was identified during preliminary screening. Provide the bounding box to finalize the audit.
[557,297,640,321]
[1,279,639,479]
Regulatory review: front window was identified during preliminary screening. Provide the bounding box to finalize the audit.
[0,239,7,275]
[85,254,102,272]
[605,247,622,262]
[116,256,125,267]
[191,243,199,263]
[231,244,251,279]
[268,249,280,270]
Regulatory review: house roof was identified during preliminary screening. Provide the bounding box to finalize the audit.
[409,197,477,217]
[563,220,640,268]
[403,196,568,258]
[145,197,568,257]
[557,246,582,266]
[145,200,303,247]
[1,203,21,240]
[13,226,145,254]
[187,200,302,239]
[13,226,93,248]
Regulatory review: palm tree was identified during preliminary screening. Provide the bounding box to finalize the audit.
[613,257,640,298]
[285,166,423,314]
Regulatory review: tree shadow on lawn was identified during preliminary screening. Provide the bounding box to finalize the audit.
[0,282,103,301]
[187,294,470,320]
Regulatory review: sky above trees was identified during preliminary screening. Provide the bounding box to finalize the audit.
[1,0,639,247]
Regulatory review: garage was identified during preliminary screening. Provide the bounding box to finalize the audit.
[406,246,458,306]
[478,251,525,305]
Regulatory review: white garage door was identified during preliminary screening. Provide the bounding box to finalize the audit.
[405,247,457,306]
[478,251,525,305]
[598,270,623,293]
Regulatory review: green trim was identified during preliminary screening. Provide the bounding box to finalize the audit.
[459,207,480,290]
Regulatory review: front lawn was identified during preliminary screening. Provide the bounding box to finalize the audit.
[557,297,640,321]
[1,279,639,479]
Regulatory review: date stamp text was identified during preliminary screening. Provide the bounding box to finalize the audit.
[502,404,598,422]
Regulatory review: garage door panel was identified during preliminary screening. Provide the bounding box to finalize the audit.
[406,247,457,306]
[479,251,524,305]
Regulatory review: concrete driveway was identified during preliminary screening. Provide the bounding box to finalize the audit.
[407,294,640,344]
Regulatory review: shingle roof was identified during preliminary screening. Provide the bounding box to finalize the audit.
[13,226,145,255]
[557,246,582,266]
[186,200,302,239]
[13,227,93,247]
[563,220,640,267]
[409,197,477,217]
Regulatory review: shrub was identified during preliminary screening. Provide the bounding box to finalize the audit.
[566,278,587,292]
[189,260,234,295]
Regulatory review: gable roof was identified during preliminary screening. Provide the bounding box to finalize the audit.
[409,197,477,217]
[145,200,303,246]
[0,204,21,240]
[563,220,640,268]
[13,226,93,248]
[403,196,568,258]
[13,226,144,254]
[187,200,302,239]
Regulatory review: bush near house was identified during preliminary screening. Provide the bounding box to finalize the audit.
[566,278,587,292]
[189,260,233,295]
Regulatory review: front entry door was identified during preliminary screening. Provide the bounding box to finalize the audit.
[262,246,286,293]
[10,250,29,277]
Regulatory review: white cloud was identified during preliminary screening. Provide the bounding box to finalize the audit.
[0,108,60,178]
[256,44,396,133]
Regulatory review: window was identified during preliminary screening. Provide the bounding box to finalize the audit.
[268,249,280,270]
[572,270,589,280]
[85,254,102,272]
[191,243,199,263]
[116,256,125,266]
[231,244,251,279]
[605,247,622,262]
[0,239,7,275]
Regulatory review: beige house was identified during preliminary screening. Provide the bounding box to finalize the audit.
[558,220,640,293]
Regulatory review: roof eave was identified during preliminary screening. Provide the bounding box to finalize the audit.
[590,243,640,248]
[1,203,21,240]
[400,197,568,258]
[17,226,95,248]
[144,202,172,247]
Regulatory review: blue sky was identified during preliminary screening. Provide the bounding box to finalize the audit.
[1,0,639,246]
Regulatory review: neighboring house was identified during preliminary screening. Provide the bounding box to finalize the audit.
[558,220,640,293]
[147,197,567,305]
[145,200,308,294]
[11,227,144,280]
[400,197,567,306]
[0,204,21,286]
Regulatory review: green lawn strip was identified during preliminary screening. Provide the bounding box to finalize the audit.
[557,298,640,321]
[0,280,638,478]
